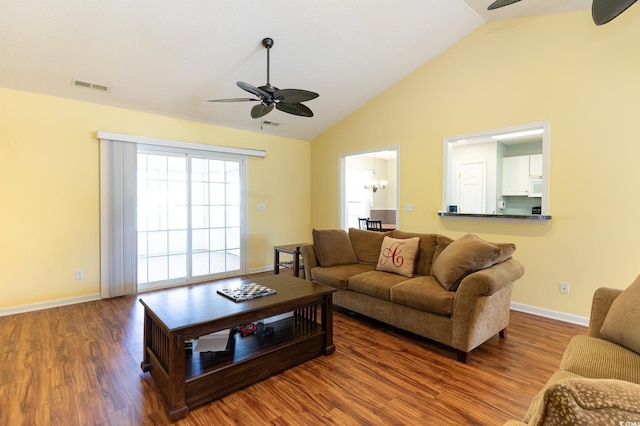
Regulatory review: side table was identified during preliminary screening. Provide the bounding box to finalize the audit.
[273,243,308,277]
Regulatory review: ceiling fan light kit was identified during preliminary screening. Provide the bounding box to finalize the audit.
[208,37,319,119]
[487,0,636,25]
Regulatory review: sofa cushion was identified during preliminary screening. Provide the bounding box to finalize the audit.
[434,235,516,266]
[348,270,409,301]
[390,276,455,316]
[391,231,438,276]
[349,227,392,265]
[376,236,420,278]
[560,335,640,384]
[528,378,640,426]
[600,274,640,355]
[431,233,502,291]
[310,264,376,290]
[493,242,517,264]
[312,229,358,267]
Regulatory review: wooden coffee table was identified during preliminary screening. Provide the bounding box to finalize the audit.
[139,274,336,421]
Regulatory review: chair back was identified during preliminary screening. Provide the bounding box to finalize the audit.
[358,217,369,230]
[366,219,382,231]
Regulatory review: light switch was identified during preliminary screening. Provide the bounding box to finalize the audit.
[405,203,413,212]
[258,203,265,211]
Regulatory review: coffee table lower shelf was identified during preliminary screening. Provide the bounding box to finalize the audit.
[184,316,325,408]
[139,276,335,421]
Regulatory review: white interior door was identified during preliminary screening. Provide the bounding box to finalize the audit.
[458,162,485,214]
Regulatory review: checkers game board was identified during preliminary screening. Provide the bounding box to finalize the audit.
[217,283,277,302]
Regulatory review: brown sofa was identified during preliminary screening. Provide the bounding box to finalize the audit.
[300,228,525,361]
[505,278,640,425]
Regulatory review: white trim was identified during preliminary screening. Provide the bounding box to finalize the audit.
[249,265,274,274]
[97,131,267,158]
[0,294,101,317]
[510,301,589,327]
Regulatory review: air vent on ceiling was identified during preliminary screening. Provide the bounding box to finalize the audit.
[72,78,110,93]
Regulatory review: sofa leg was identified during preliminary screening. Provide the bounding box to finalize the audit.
[456,350,469,363]
[499,328,507,339]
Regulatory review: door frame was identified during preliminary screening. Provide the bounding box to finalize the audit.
[339,146,400,230]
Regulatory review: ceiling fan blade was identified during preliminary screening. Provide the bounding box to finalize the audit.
[251,103,274,119]
[207,98,260,102]
[237,81,271,100]
[273,89,319,103]
[487,0,523,10]
[276,102,314,118]
[592,0,637,25]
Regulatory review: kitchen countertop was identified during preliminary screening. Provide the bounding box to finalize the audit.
[438,212,551,221]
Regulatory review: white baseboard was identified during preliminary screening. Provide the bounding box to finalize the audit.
[248,265,273,274]
[510,301,589,327]
[0,293,101,317]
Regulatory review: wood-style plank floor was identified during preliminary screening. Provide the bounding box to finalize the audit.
[0,271,587,425]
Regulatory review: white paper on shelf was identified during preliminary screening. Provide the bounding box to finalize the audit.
[193,329,231,352]
[263,311,293,324]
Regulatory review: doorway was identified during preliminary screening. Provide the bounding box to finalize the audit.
[340,148,399,230]
[458,161,485,214]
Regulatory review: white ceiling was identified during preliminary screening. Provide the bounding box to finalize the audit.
[0,0,590,141]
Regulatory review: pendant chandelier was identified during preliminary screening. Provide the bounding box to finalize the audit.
[364,154,387,193]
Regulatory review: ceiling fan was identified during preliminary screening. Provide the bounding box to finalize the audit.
[208,37,319,119]
[487,0,637,25]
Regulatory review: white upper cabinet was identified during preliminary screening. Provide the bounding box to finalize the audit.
[529,154,543,177]
[502,155,530,196]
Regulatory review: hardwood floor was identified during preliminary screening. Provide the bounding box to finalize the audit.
[0,272,587,425]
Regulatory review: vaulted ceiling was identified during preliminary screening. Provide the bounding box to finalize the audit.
[0,0,590,141]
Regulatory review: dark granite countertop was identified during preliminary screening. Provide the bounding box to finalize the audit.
[438,212,551,221]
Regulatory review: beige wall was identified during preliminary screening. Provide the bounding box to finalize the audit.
[0,88,310,309]
[311,8,640,317]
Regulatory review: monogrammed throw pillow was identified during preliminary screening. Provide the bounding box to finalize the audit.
[376,236,420,278]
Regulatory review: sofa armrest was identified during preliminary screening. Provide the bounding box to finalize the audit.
[300,244,318,282]
[451,258,525,352]
[457,258,525,299]
[452,258,524,319]
[588,287,623,338]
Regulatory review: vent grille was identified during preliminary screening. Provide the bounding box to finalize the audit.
[262,121,280,126]
[72,79,110,92]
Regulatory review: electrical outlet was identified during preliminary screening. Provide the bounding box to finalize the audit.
[76,269,85,280]
[258,203,265,211]
[559,281,569,295]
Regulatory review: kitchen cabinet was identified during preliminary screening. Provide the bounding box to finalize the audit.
[502,155,530,196]
[529,154,543,177]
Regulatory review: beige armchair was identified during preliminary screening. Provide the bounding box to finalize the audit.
[505,280,640,425]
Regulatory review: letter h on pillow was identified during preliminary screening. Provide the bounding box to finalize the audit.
[376,236,421,278]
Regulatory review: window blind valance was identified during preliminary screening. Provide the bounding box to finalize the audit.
[97,131,267,158]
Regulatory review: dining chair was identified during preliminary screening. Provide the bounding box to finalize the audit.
[366,219,382,231]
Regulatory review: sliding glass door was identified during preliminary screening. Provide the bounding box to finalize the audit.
[137,147,244,291]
